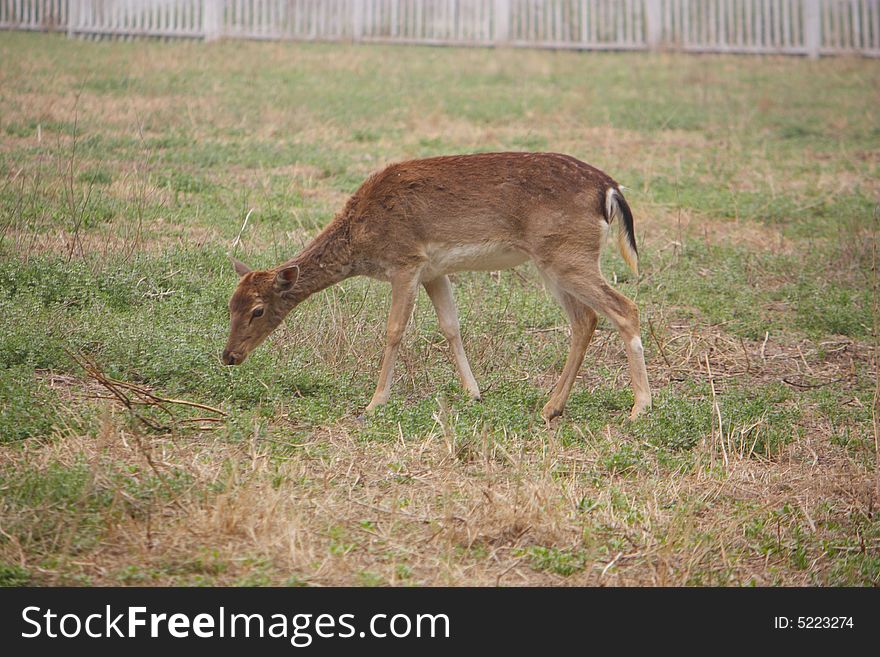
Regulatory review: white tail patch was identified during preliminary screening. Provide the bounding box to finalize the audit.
[604,187,620,225]
[605,187,639,277]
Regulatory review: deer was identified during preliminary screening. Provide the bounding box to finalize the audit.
[223,152,651,421]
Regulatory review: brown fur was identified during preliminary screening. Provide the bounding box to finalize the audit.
[223,152,651,420]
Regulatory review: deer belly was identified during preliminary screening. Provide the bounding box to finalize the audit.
[421,243,529,280]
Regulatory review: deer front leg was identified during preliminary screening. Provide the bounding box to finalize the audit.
[365,272,420,413]
[423,275,481,401]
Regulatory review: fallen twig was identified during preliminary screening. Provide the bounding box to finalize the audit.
[68,351,226,433]
[782,376,844,389]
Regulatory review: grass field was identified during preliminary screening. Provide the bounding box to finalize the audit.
[1,31,878,586]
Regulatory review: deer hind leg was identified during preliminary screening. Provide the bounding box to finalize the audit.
[423,275,481,400]
[539,274,599,422]
[544,264,651,420]
[365,271,420,413]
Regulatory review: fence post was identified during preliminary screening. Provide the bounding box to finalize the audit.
[67,0,80,38]
[644,0,662,50]
[494,0,510,44]
[803,0,821,59]
[353,0,364,42]
[203,0,222,41]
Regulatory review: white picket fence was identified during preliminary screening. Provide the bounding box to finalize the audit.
[0,0,69,30]
[1,0,878,56]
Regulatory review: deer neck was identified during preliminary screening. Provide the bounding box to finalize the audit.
[281,221,354,307]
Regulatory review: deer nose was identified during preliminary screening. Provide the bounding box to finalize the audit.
[222,350,238,365]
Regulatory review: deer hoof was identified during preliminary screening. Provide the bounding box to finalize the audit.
[541,402,563,423]
[629,402,651,420]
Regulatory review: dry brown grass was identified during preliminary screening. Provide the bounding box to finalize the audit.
[1,392,874,586]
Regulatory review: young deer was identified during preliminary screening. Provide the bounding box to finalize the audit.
[223,152,651,420]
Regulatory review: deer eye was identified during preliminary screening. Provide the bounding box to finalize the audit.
[251,307,264,319]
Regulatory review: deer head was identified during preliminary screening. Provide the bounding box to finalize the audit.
[222,258,299,365]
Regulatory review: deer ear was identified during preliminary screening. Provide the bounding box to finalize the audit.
[231,258,252,277]
[275,265,300,291]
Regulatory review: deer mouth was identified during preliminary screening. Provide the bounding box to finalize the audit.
[222,349,244,365]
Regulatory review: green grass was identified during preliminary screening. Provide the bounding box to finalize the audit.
[520,546,588,577]
[0,32,877,586]
[0,366,62,442]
